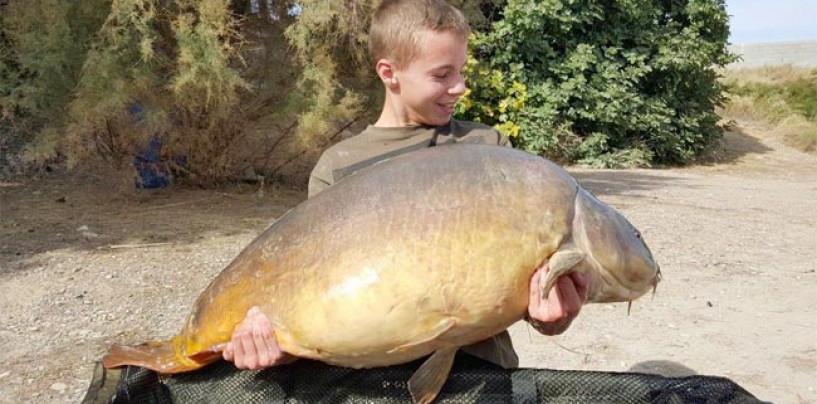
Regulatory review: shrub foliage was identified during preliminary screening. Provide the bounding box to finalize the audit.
[2,0,305,183]
[1,0,737,184]
[1,0,107,154]
[457,0,737,167]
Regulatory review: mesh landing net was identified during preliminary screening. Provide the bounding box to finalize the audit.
[83,352,767,404]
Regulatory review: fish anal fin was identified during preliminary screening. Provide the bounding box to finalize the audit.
[541,249,586,300]
[102,340,219,374]
[409,347,458,404]
[388,318,457,354]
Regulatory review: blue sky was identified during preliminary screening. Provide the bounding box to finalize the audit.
[726,0,817,44]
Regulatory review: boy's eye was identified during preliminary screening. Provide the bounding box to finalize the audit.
[432,70,464,80]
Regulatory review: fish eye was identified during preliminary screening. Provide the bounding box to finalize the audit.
[634,230,641,239]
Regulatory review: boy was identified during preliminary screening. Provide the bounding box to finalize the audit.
[223,0,588,370]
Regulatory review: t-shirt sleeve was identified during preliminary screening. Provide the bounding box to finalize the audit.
[307,153,334,198]
[497,130,512,148]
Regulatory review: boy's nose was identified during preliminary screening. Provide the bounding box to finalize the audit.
[449,75,467,96]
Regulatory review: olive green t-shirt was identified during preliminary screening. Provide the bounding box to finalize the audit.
[308,119,512,197]
[306,119,519,369]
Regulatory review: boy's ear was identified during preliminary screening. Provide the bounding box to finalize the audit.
[376,59,398,87]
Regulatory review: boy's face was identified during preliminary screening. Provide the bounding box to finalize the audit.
[391,30,468,126]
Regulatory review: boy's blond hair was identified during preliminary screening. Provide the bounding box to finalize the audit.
[369,0,470,68]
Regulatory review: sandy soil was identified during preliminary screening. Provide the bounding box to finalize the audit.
[1,129,815,403]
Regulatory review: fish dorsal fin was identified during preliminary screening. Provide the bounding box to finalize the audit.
[409,347,458,404]
[540,249,586,300]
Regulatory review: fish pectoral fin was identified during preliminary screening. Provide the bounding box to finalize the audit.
[388,318,457,354]
[541,249,586,300]
[409,347,458,404]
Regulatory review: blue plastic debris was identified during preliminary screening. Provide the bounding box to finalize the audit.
[134,136,171,189]
[130,104,171,189]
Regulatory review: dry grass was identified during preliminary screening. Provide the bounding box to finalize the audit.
[720,66,817,153]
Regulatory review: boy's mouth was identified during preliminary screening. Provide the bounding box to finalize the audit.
[438,102,457,114]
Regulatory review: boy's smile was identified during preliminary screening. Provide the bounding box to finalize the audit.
[377,30,468,127]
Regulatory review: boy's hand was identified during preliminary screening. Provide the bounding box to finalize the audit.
[526,262,589,335]
[222,306,296,370]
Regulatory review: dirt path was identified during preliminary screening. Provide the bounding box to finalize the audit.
[1,130,815,403]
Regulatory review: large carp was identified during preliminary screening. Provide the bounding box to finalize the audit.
[103,144,661,403]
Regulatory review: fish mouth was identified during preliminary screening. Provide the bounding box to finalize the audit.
[628,265,661,315]
[651,264,662,296]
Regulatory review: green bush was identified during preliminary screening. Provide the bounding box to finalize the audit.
[457,0,737,167]
[0,0,108,156]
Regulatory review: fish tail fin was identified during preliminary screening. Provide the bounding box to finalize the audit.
[102,339,221,374]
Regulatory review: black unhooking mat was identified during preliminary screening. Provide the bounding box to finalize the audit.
[82,352,767,404]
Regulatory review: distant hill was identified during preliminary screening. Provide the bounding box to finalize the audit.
[728,40,817,68]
